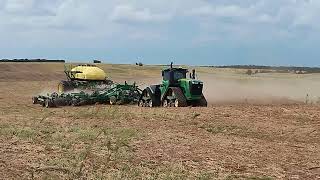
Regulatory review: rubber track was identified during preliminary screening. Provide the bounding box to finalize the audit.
[146,88,161,107]
[199,94,208,107]
[170,87,187,107]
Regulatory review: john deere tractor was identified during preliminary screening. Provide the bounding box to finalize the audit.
[138,63,207,107]
[58,64,113,93]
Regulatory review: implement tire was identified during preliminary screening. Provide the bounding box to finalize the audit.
[32,97,38,104]
[109,96,117,105]
[138,99,145,107]
[44,99,54,108]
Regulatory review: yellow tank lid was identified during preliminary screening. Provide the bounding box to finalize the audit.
[71,65,106,80]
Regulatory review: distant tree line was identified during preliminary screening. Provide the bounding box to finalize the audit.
[0,59,65,63]
[205,65,320,74]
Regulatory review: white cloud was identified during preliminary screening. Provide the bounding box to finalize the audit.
[291,0,320,28]
[190,5,253,18]
[3,0,59,16]
[0,0,319,48]
[190,2,280,24]
[5,0,34,12]
[109,5,172,24]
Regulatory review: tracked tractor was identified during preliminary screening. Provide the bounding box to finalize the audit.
[138,63,207,107]
[58,64,113,93]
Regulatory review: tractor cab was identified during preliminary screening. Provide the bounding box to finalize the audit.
[162,62,197,85]
[162,67,187,85]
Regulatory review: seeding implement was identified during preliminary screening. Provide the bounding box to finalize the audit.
[138,63,207,107]
[33,63,207,108]
[58,64,113,93]
[33,82,141,108]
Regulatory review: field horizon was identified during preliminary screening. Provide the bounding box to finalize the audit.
[0,62,319,179]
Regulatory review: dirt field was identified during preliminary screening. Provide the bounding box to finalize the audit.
[0,63,319,179]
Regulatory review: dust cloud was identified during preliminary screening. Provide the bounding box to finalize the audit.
[33,72,320,106]
[200,74,320,105]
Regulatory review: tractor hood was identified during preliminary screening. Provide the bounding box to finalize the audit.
[178,78,204,97]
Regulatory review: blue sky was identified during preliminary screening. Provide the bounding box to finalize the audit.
[0,0,319,66]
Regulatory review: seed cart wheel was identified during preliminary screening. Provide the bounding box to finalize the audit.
[58,81,74,93]
[58,81,65,93]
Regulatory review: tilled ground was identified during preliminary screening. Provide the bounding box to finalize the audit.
[1,98,319,179]
[0,63,319,179]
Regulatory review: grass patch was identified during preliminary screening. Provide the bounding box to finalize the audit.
[197,172,217,180]
[73,127,100,142]
[105,163,216,180]
[0,124,38,140]
[148,163,190,180]
[295,115,313,124]
[70,106,137,122]
[225,175,273,180]
[200,124,268,140]
[201,124,240,135]
[37,127,139,179]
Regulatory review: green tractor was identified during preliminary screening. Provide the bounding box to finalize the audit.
[138,63,207,107]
